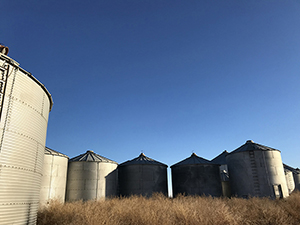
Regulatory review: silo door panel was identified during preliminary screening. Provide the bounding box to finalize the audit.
[273,184,283,199]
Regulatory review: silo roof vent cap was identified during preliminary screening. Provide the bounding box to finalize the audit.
[246,140,254,143]
[86,150,94,153]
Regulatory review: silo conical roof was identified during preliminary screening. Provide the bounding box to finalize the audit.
[211,150,228,164]
[171,153,213,167]
[229,140,280,154]
[119,153,167,167]
[69,150,117,164]
[45,147,69,158]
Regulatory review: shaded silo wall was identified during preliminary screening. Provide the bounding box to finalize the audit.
[294,170,300,191]
[227,144,289,199]
[0,54,52,224]
[40,147,69,206]
[284,169,295,194]
[118,164,168,197]
[211,150,231,197]
[172,164,222,197]
[66,161,118,201]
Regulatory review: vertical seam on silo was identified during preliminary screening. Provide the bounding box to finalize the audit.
[48,155,55,201]
[96,162,99,200]
[0,66,18,152]
[41,93,45,118]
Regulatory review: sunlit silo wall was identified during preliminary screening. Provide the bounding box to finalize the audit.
[0,53,53,224]
[66,150,118,201]
[226,140,289,199]
[284,164,300,192]
[171,153,222,197]
[284,168,295,194]
[211,150,231,197]
[40,147,69,206]
[118,153,168,197]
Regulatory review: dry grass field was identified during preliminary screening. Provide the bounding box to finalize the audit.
[37,191,300,225]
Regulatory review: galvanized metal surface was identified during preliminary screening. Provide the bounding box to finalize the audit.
[118,153,168,197]
[171,153,223,197]
[284,164,300,191]
[0,53,52,224]
[66,151,118,201]
[211,151,231,196]
[284,169,295,194]
[227,140,289,199]
[40,147,69,206]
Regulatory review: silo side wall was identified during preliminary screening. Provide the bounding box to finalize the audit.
[40,154,68,206]
[66,161,118,202]
[0,63,51,224]
[171,164,222,197]
[285,170,295,194]
[293,173,300,191]
[227,150,289,198]
[118,165,168,197]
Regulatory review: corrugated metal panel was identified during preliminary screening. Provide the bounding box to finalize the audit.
[227,141,289,199]
[40,148,69,206]
[66,160,118,201]
[118,153,168,197]
[0,54,52,224]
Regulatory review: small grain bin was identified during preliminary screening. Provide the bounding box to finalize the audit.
[118,153,168,197]
[211,150,231,197]
[171,153,222,197]
[0,49,53,224]
[66,150,118,201]
[284,168,295,194]
[284,164,300,192]
[40,147,69,206]
[226,140,289,199]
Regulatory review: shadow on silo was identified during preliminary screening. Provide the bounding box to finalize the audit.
[105,168,118,198]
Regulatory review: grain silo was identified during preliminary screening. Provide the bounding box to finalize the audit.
[211,150,231,197]
[226,140,289,199]
[0,46,53,224]
[284,168,295,194]
[66,150,118,201]
[284,164,300,192]
[40,147,69,206]
[171,153,222,197]
[118,153,168,197]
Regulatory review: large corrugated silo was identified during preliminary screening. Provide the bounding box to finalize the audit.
[118,153,168,197]
[66,150,118,201]
[40,147,69,206]
[211,150,231,197]
[226,140,289,199]
[171,153,222,197]
[0,48,53,224]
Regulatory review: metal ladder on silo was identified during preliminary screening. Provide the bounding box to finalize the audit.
[249,151,261,196]
[0,63,8,121]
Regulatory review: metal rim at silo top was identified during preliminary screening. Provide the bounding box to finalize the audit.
[119,153,167,167]
[0,54,53,110]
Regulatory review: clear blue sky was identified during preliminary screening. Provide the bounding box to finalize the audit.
[2,1,300,192]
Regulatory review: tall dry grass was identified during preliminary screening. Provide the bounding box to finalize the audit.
[37,191,300,225]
